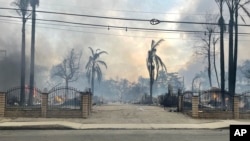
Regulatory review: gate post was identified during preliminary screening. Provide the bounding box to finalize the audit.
[0,92,5,117]
[41,93,48,118]
[81,92,89,118]
[192,96,199,118]
[233,96,239,119]
[88,92,92,115]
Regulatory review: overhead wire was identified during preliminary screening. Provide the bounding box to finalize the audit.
[0,17,250,42]
[0,7,250,27]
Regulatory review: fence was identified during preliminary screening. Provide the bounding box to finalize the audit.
[0,86,92,118]
[178,89,250,119]
[182,91,193,112]
[239,91,250,119]
[5,86,42,108]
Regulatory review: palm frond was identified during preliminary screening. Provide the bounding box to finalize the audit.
[96,65,103,82]
[85,56,93,69]
[86,68,92,83]
[239,4,250,18]
[155,55,167,71]
[154,57,160,80]
[97,60,108,69]
[97,51,108,56]
[240,15,246,24]
[88,47,95,56]
[11,0,30,16]
[152,39,164,49]
[146,58,151,73]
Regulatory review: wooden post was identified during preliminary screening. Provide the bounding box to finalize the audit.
[41,93,48,118]
[192,96,199,118]
[0,92,5,117]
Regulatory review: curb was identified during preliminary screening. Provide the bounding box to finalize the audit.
[0,125,74,130]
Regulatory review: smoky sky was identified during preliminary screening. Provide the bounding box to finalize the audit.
[0,0,249,90]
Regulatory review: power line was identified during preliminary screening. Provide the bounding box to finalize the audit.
[0,14,206,33]
[1,18,250,42]
[1,14,250,36]
[1,7,250,27]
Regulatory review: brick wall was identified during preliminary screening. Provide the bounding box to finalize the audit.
[2,91,92,118]
[82,93,89,118]
[233,96,239,119]
[41,93,48,118]
[4,108,41,117]
[192,96,199,118]
[239,113,250,119]
[198,111,233,119]
[47,110,82,118]
[0,92,5,117]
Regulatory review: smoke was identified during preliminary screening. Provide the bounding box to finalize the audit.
[0,0,249,94]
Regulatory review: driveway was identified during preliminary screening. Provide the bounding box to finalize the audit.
[0,103,218,124]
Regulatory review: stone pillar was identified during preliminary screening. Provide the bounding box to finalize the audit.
[233,96,239,119]
[192,96,199,118]
[81,92,89,118]
[41,93,48,118]
[178,95,183,112]
[0,92,5,117]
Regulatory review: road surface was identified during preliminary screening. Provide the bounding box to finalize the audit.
[0,129,229,141]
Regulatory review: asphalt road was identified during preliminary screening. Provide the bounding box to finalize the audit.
[0,129,229,141]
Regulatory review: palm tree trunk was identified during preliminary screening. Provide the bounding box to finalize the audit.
[219,0,225,109]
[228,8,234,97]
[208,32,212,88]
[29,6,36,106]
[20,17,26,106]
[149,62,153,104]
[91,67,95,96]
[233,3,239,95]
[213,39,220,88]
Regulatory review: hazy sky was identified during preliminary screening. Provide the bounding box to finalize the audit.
[0,0,250,89]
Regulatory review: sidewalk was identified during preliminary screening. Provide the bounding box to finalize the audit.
[0,104,250,130]
[1,120,250,130]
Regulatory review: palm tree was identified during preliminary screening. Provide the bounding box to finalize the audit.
[28,0,39,106]
[11,0,30,105]
[226,0,250,96]
[146,39,167,104]
[86,47,108,95]
[215,0,226,109]
[232,0,250,94]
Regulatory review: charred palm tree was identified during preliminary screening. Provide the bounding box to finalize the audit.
[146,39,167,104]
[215,0,226,109]
[28,0,39,106]
[11,0,30,105]
[86,47,108,95]
[226,0,250,96]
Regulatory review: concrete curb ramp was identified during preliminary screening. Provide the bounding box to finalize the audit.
[0,120,249,130]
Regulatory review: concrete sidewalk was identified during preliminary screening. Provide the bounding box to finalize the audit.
[0,120,250,130]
